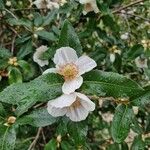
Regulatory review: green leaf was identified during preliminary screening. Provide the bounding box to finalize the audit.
[17,40,33,59]
[44,139,57,150]
[43,10,58,26]
[0,59,8,70]
[33,12,43,26]
[131,86,150,107]
[7,18,32,29]
[0,0,4,9]
[36,30,57,41]
[17,108,57,127]
[8,67,22,84]
[82,70,143,98]
[0,47,11,58]
[131,135,145,150]
[0,73,63,116]
[67,121,88,145]
[96,0,110,15]
[18,60,31,75]
[111,105,134,143]
[40,48,56,60]
[106,143,120,150]
[102,15,120,32]
[0,126,16,150]
[0,103,6,118]
[126,44,144,60]
[58,20,82,56]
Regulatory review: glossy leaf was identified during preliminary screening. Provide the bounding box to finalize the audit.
[58,20,82,56]
[0,126,16,150]
[17,108,57,127]
[111,104,134,143]
[0,73,63,116]
[82,70,143,98]
[36,30,57,41]
[131,86,150,107]
[8,67,22,84]
[131,135,145,150]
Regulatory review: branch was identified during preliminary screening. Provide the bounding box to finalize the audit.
[28,127,42,150]
[112,0,145,14]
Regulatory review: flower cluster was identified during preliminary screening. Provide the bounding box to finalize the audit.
[79,0,99,14]
[33,46,97,121]
[33,0,66,10]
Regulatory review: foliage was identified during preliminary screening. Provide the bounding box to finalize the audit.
[0,0,150,149]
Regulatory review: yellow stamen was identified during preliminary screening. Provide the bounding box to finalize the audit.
[71,99,81,108]
[59,63,78,81]
[8,57,18,66]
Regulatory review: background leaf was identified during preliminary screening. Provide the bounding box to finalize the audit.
[58,20,82,56]
[82,70,143,98]
[111,105,134,143]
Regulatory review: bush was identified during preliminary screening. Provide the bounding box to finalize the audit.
[0,0,150,149]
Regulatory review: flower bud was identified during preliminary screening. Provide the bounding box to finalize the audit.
[7,116,16,124]
[6,1,11,7]
[33,34,38,39]
[56,135,62,143]
[133,106,139,115]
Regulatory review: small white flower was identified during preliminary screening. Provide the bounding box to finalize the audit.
[6,1,11,6]
[33,0,60,9]
[120,32,129,40]
[132,106,139,115]
[110,53,116,63]
[43,47,97,94]
[125,129,138,148]
[33,45,49,67]
[47,92,95,122]
[101,112,114,123]
[109,46,121,63]
[135,56,148,68]
[79,0,99,14]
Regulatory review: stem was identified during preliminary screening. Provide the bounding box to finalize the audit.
[112,0,145,14]
[28,127,42,150]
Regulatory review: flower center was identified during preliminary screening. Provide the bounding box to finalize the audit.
[59,63,78,81]
[71,99,81,108]
[8,57,18,66]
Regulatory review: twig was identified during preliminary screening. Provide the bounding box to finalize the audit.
[8,26,21,38]
[112,0,145,14]
[41,129,46,144]
[11,35,16,54]
[28,127,42,150]
[119,12,150,22]
[4,8,18,20]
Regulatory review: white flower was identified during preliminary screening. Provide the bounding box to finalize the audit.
[109,53,116,63]
[109,46,121,63]
[79,0,99,14]
[132,106,139,115]
[101,112,114,123]
[43,47,97,94]
[125,129,138,148]
[33,0,60,9]
[47,92,95,122]
[120,32,129,40]
[135,56,148,68]
[33,45,49,67]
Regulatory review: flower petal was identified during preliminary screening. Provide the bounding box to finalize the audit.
[62,76,83,94]
[75,92,95,111]
[76,55,97,75]
[47,104,67,117]
[33,45,49,67]
[48,93,76,108]
[53,47,78,66]
[66,106,89,122]
[43,68,57,74]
